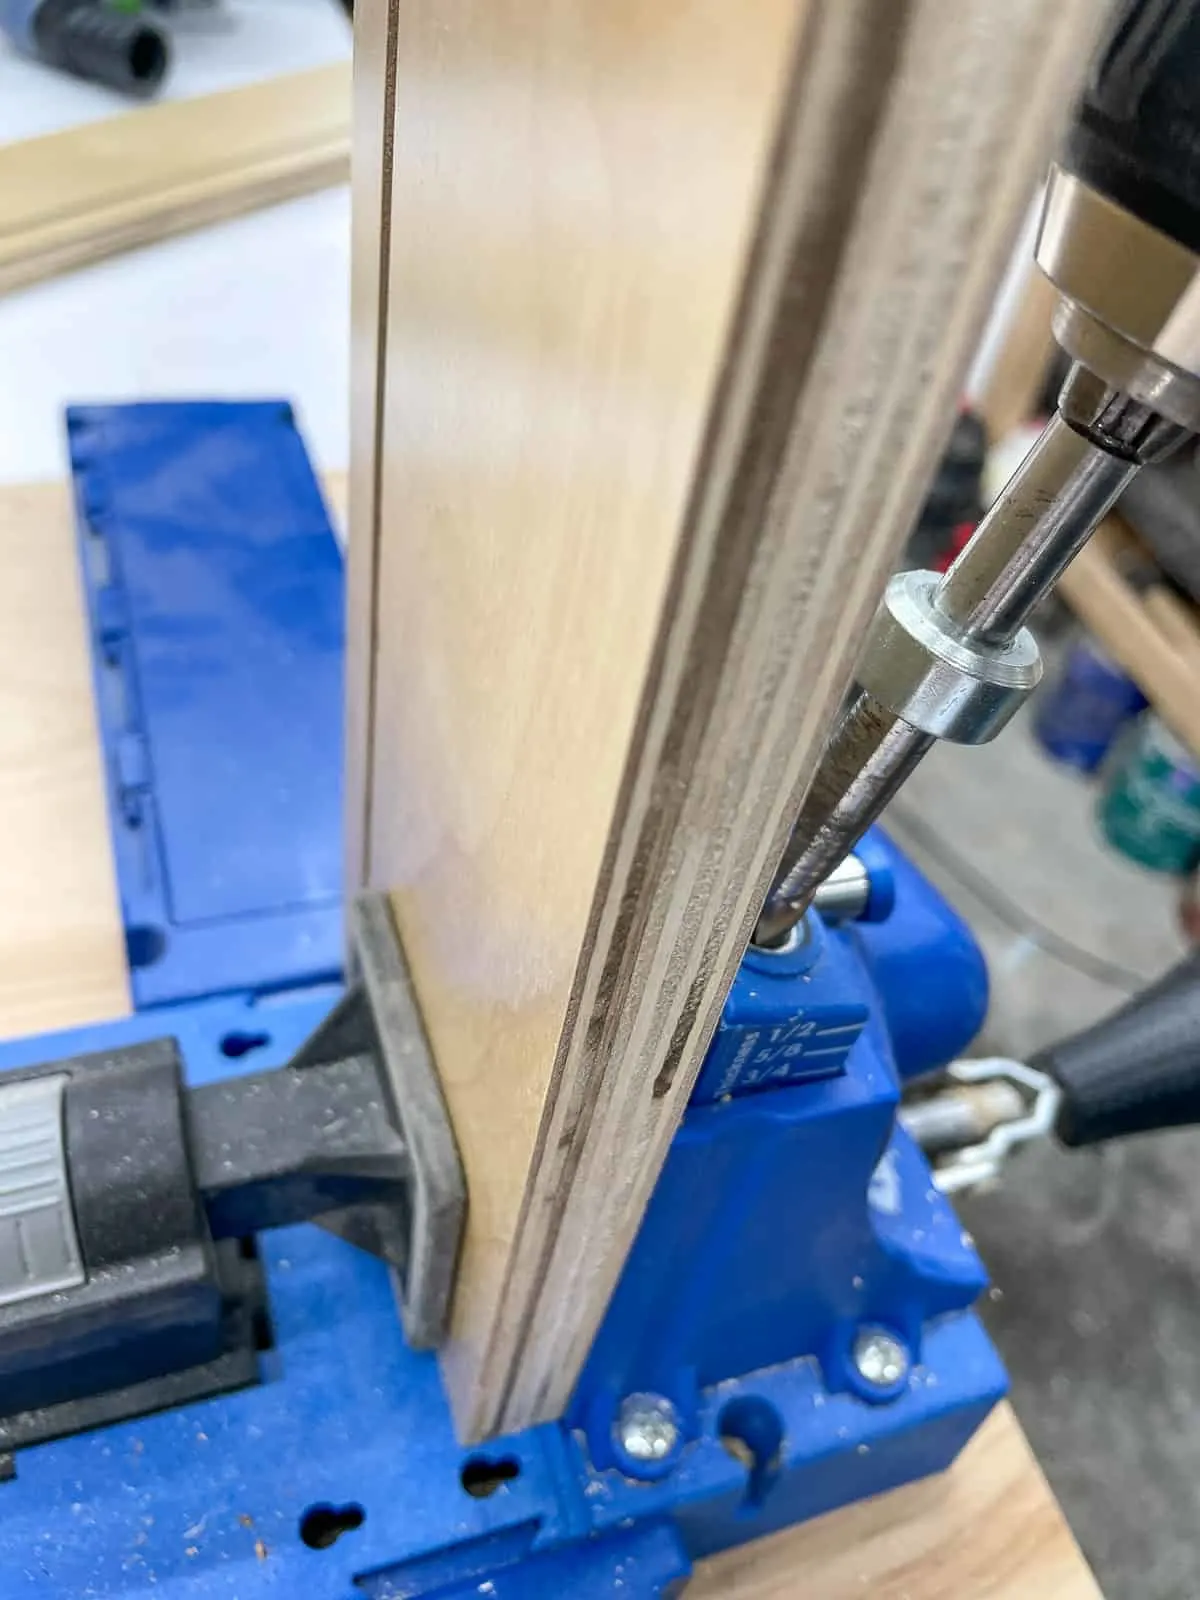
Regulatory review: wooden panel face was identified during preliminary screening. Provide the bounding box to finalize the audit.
[351,0,1104,1442]
[364,0,803,1437]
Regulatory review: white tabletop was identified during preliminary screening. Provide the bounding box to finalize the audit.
[0,0,352,486]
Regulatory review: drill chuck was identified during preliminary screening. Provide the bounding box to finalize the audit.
[1038,166,1200,433]
[1036,0,1200,430]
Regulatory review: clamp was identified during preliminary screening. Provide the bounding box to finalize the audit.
[0,894,464,1461]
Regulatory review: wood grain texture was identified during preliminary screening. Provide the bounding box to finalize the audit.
[353,0,1104,1440]
[0,484,129,1038]
[0,66,349,295]
[689,1402,1102,1599]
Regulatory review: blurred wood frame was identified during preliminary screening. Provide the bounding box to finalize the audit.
[0,66,350,295]
[347,0,1106,1449]
[1060,514,1200,759]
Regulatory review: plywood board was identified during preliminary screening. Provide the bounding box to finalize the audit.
[354,0,807,1440]
[0,65,350,295]
[691,1402,1102,1598]
[0,483,129,1038]
[350,0,1104,1440]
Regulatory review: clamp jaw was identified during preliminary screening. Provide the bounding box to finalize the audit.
[0,895,464,1461]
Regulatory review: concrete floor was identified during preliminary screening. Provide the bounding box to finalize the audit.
[891,710,1199,1600]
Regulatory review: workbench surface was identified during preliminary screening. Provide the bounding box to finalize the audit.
[0,473,1099,1595]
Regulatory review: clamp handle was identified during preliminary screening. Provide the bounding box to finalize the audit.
[1033,952,1200,1146]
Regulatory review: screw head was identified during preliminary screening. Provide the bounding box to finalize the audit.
[615,1392,681,1463]
[852,1327,910,1389]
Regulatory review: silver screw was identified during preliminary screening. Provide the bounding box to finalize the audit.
[852,1327,910,1389]
[615,1392,681,1463]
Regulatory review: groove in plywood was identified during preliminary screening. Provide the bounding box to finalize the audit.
[345,0,400,895]
[0,65,350,294]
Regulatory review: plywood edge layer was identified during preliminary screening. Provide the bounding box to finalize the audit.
[491,0,1103,1435]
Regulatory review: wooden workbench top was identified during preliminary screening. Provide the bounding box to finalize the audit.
[693,1402,1099,1597]
[0,477,1099,1597]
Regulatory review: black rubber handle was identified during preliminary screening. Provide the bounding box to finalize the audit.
[32,0,168,98]
[1033,953,1200,1146]
[1065,0,1200,256]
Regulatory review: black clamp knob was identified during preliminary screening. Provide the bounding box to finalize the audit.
[1032,953,1200,1147]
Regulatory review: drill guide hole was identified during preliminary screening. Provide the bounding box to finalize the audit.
[718,1396,784,1513]
[126,924,167,969]
[299,1502,365,1549]
[459,1454,521,1498]
[219,1030,271,1059]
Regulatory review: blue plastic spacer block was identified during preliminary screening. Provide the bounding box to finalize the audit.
[66,401,345,1008]
[692,915,869,1102]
